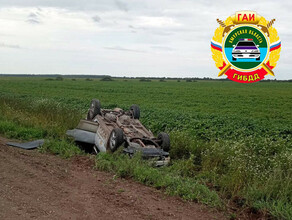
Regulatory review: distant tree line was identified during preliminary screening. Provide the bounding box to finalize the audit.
[0,74,291,82]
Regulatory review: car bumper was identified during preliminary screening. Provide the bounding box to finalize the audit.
[123,146,170,166]
[156,157,170,166]
[232,53,260,59]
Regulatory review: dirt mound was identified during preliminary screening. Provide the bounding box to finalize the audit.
[0,137,225,219]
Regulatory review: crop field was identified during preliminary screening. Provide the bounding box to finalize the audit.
[0,76,291,219]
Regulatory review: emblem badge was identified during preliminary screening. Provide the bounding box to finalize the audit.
[211,11,281,83]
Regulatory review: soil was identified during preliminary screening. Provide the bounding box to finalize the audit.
[0,137,226,220]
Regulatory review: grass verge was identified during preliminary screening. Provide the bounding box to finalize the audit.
[95,151,222,208]
[39,139,83,159]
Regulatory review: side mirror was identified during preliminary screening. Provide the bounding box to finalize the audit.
[256,45,259,47]
[233,45,236,47]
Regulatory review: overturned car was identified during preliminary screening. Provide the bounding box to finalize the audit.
[67,99,170,166]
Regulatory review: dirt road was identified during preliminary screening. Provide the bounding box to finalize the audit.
[0,137,225,220]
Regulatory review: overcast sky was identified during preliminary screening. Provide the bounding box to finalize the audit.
[0,0,290,79]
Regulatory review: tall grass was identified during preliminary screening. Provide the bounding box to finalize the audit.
[95,151,222,207]
[39,139,83,158]
[0,96,82,139]
[169,131,292,218]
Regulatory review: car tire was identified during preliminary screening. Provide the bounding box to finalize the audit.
[256,56,260,61]
[87,99,101,120]
[158,132,170,152]
[130,104,140,119]
[232,57,237,61]
[108,128,124,152]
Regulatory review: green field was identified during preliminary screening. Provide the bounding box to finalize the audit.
[0,77,291,219]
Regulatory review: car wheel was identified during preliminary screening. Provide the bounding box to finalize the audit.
[232,57,237,61]
[256,56,260,61]
[108,128,124,152]
[130,104,140,119]
[87,99,101,120]
[158,132,170,152]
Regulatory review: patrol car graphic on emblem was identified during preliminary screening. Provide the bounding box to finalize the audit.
[232,39,260,61]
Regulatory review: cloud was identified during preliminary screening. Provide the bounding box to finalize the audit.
[28,12,37,18]
[136,16,181,28]
[92,15,101,22]
[26,10,43,24]
[103,46,146,53]
[114,0,128,12]
[0,42,21,49]
[150,46,174,51]
[26,18,40,24]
